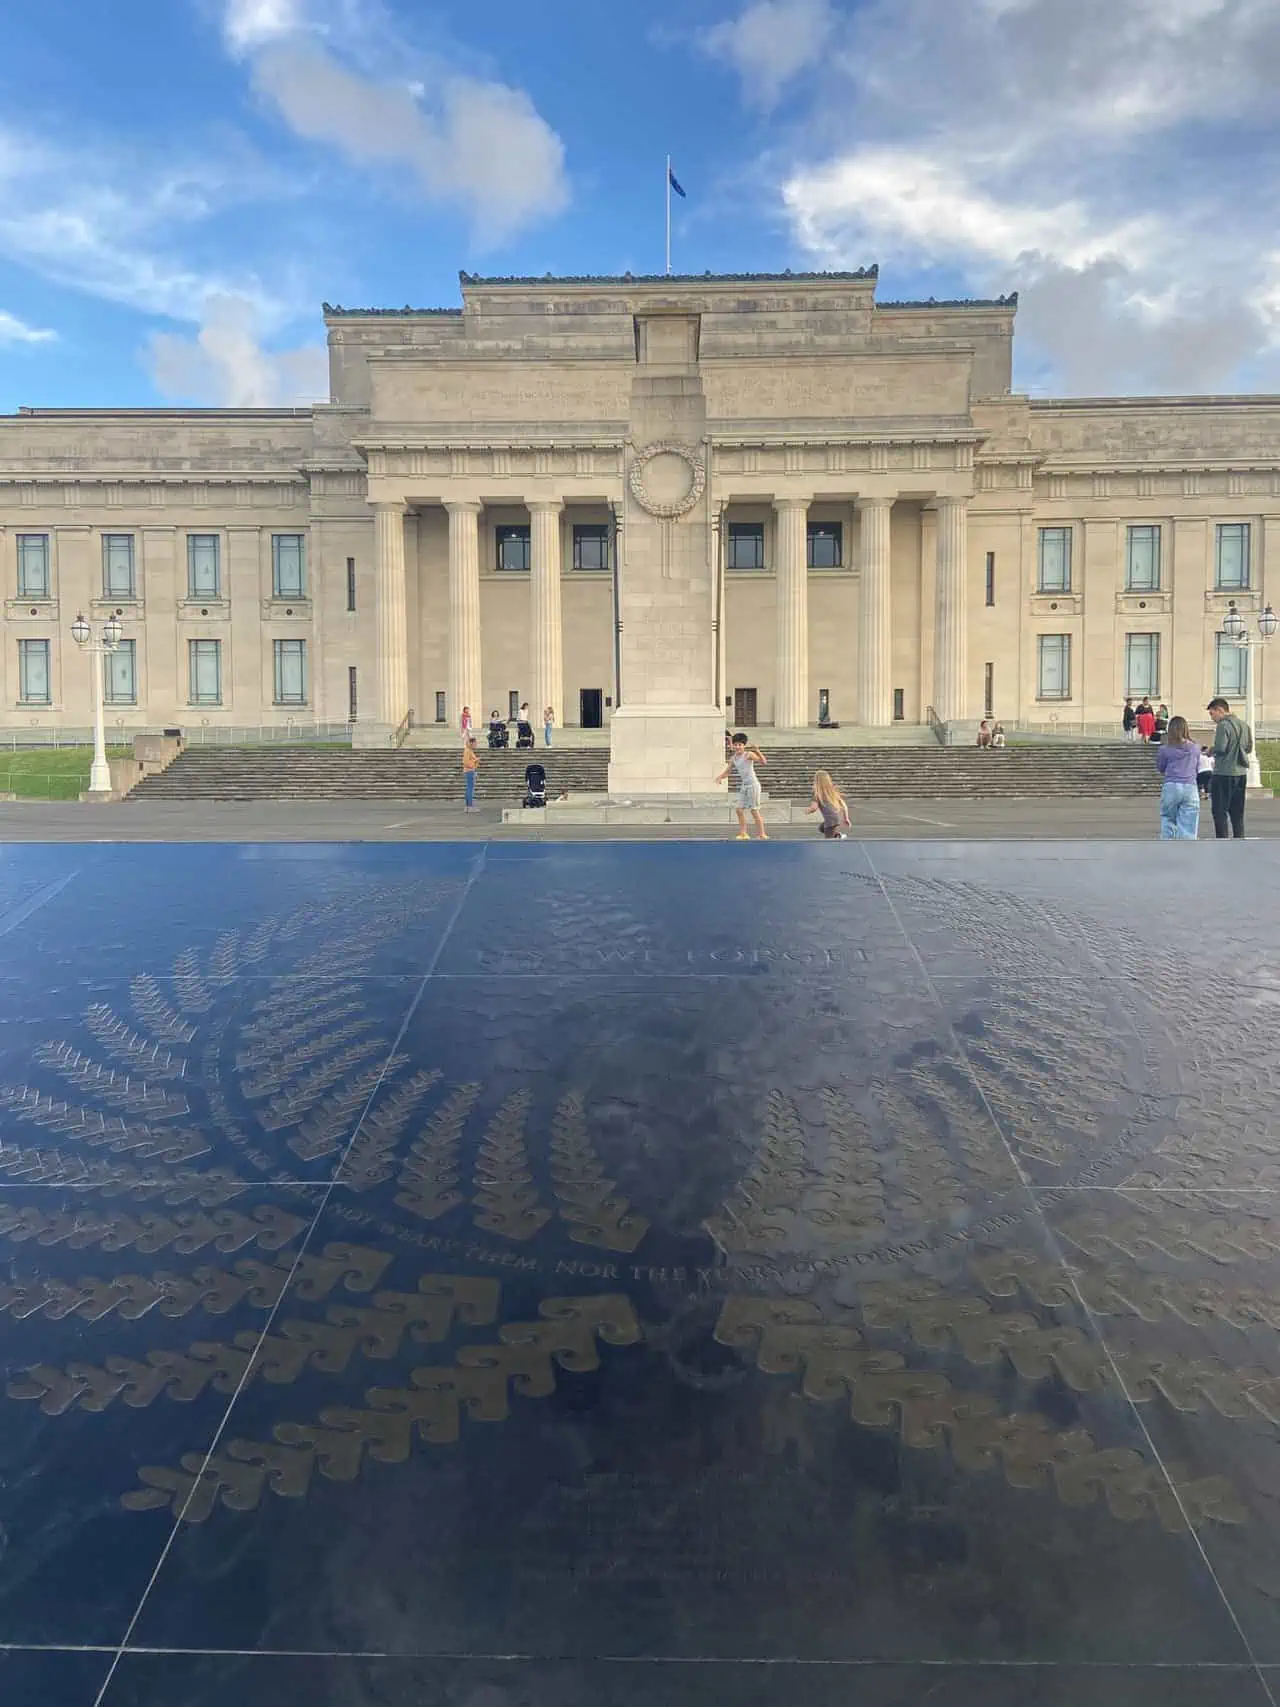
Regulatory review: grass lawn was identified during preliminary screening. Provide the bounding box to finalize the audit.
[1260,739,1280,793]
[0,747,131,800]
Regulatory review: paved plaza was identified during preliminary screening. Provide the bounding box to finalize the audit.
[2,839,1280,1705]
[1,793,1279,842]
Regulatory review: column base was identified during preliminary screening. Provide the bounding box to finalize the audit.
[607,704,727,797]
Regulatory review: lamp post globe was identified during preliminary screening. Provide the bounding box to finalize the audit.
[71,613,91,648]
[103,615,123,650]
[1261,605,1279,641]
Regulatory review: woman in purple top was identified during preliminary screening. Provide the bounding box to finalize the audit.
[1155,714,1201,840]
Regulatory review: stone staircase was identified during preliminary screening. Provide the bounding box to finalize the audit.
[129,741,1160,803]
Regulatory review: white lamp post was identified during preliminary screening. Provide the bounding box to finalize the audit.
[71,612,123,797]
[1222,599,1276,790]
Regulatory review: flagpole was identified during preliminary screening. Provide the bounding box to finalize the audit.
[665,153,671,275]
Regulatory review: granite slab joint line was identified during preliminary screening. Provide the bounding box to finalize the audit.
[861,840,1280,1707]
[89,845,491,1707]
[0,872,77,940]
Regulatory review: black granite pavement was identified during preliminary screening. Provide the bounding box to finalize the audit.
[0,841,1278,1705]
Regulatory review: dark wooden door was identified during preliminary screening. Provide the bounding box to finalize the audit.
[733,687,757,726]
[579,688,603,729]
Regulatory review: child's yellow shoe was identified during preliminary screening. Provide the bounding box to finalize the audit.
[736,832,749,840]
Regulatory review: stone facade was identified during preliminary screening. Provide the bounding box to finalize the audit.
[1,270,1275,739]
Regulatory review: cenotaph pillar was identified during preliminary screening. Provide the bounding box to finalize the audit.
[608,312,724,796]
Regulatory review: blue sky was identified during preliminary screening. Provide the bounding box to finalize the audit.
[3,0,1280,411]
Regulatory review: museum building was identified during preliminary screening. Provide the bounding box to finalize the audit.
[0,268,1275,742]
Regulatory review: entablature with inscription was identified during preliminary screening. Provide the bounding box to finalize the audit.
[360,444,625,482]
[1034,467,1280,501]
[0,475,309,510]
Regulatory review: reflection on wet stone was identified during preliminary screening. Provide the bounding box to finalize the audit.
[4,845,1280,1693]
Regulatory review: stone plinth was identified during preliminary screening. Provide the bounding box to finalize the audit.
[607,704,725,798]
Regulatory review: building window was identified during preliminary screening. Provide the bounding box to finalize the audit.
[348,665,358,722]
[893,687,905,722]
[187,534,221,599]
[807,522,842,569]
[496,525,531,571]
[1124,632,1160,698]
[1215,522,1251,590]
[1037,527,1072,593]
[102,534,136,600]
[346,557,356,612]
[1036,633,1071,700]
[984,662,994,718]
[17,534,50,599]
[435,690,446,723]
[508,690,520,720]
[105,638,137,705]
[273,639,307,705]
[188,639,222,705]
[727,522,766,570]
[272,534,306,599]
[18,638,51,704]
[985,551,995,606]
[1215,633,1249,697]
[1125,525,1161,592]
[572,524,610,570]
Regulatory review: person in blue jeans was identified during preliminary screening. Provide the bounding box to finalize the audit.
[1154,715,1200,839]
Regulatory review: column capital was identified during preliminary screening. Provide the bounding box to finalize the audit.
[526,498,564,516]
[372,498,408,516]
[856,495,895,512]
[934,494,969,513]
[444,498,482,515]
[773,495,811,513]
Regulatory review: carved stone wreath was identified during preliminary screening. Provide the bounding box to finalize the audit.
[628,441,706,518]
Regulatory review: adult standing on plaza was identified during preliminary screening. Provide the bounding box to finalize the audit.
[1207,696,1253,839]
[543,705,555,747]
[462,737,479,812]
[1154,715,1200,839]
[460,705,473,740]
[1135,699,1156,742]
[1122,699,1137,740]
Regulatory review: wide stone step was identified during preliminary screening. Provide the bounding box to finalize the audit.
[131,740,1165,804]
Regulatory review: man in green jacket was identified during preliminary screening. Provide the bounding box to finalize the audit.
[1207,696,1254,839]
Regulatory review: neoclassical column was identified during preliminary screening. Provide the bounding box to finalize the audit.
[774,497,810,729]
[373,500,409,728]
[933,496,970,722]
[528,499,564,725]
[445,500,483,726]
[856,497,893,726]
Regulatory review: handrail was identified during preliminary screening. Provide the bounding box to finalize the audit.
[393,708,414,749]
[924,705,948,747]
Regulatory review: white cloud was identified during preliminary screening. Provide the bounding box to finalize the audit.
[770,0,1280,393]
[0,125,290,325]
[231,2,568,243]
[147,293,328,406]
[223,0,305,51]
[700,0,833,107]
[0,308,56,345]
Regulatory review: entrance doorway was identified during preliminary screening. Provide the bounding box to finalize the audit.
[733,687,758,726]
[579,688,603,729]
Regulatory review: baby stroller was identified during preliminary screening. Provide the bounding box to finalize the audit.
[487,717,509,749]
[516,719,535,749]
[523,763,547,808]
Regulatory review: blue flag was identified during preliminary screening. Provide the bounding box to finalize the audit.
[668,166,686,198]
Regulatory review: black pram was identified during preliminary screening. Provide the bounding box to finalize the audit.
[523,763,547,808]
[516,720,535,749]
[487,718,509,749]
